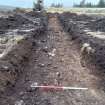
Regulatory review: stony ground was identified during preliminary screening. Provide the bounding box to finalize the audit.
[1,14,105,105]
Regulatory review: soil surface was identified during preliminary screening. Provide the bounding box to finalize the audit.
[1,15,105,105]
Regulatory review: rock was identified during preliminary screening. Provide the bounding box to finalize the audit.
[26,82,38,92]
[48,48,56,57]
[15,100,24,105]
[56,72,61,77]
[38,63,45,67]
[54,79,58,85]
[48,52,55,57]
[30,82,38,88]
[41,39,46,43]
[42,46,48,53]
[53,66,58,69]
[19,92,25,96]
[2,65,9,70]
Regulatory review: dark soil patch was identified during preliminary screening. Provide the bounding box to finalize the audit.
[87,18,105,32]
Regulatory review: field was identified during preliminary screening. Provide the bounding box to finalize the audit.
[47,7,105,15]
[0,8,105,105]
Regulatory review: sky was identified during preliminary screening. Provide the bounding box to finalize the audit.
[0,0,99,8]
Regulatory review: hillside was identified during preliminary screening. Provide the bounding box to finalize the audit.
[0,5,16,11]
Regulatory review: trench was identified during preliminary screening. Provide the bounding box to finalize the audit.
[1,14,105,105]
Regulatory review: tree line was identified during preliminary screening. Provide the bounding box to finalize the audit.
[74,0,105,8]
[50,3,63,8]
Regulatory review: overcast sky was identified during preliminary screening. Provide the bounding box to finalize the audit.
[0,0,99,8]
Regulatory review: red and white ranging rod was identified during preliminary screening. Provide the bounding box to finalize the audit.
[31,85,88,91]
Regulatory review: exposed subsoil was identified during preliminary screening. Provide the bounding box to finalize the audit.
[1,14,105,105]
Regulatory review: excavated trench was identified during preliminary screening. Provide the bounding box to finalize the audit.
[59,12,105,91]
[1,13,105,105]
